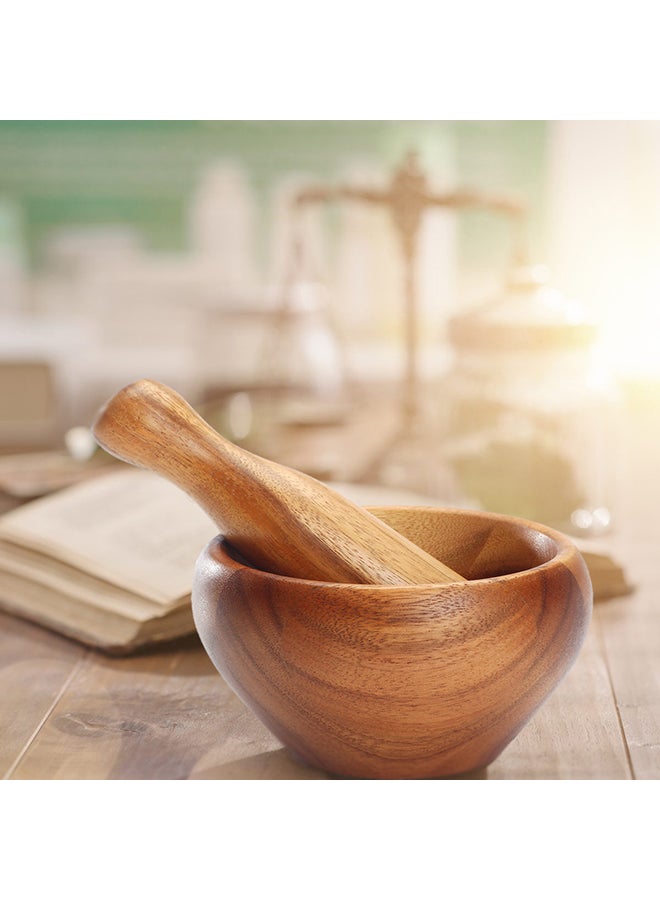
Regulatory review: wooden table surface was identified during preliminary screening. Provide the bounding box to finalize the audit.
[1,385,659,780]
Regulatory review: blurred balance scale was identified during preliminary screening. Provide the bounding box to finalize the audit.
[200,282,350,466]
[441,264,620,536]
[214,225,350,447]
[260,152,534,495]
[256,279,349,429]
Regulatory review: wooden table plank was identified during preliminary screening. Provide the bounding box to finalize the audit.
[9,634,284,779]
[189,743,329,779]
[596,538,660,779]
[593,386,660,780]
[0,610,85,778]
[487,619,632,779]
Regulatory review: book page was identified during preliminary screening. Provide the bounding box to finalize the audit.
[0,467,218,603]
[0,541,173,620]
[0,567,195,650]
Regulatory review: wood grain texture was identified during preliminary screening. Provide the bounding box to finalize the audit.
[596,531,660,778]
[92,380,462,586]
[192,506,592,779]
[598,617,660,778]
[488,620,632,778]
[8,634,280,780]
[593,387,660,779]
[0,610,85,778]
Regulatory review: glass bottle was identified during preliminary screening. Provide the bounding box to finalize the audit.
[441,265,620,536]
[258,281,347,427]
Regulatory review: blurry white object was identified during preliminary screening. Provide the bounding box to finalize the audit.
[262,282,344,395]
[188,163,257,289]
[335,167,397,343]
[258,281,348,425]
[224,391,254,441]
[267,175,329,288]
[442,264,620,535]
[66,259,207,422]
[34,225,145,318]
[64,426,97,461]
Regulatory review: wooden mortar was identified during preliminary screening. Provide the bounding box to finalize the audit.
[193,506,593,778]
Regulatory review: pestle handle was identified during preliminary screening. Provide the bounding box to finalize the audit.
[92,380,465,586]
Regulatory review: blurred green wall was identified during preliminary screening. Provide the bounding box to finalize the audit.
[0,120,548,272]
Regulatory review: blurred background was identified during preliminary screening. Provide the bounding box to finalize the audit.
[1,120,658,536]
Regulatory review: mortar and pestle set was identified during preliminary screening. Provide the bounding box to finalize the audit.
[93,380,592,779]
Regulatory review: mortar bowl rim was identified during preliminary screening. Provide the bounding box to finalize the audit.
[198,505,583,592]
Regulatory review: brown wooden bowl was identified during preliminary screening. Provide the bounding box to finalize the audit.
[192,506,592,779]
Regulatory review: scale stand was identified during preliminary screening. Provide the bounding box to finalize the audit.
[288,150,529,492]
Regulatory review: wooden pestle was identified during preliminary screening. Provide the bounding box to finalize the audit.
[92,380,465,586]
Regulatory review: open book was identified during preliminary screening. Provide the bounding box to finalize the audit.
[0,467,217,653]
